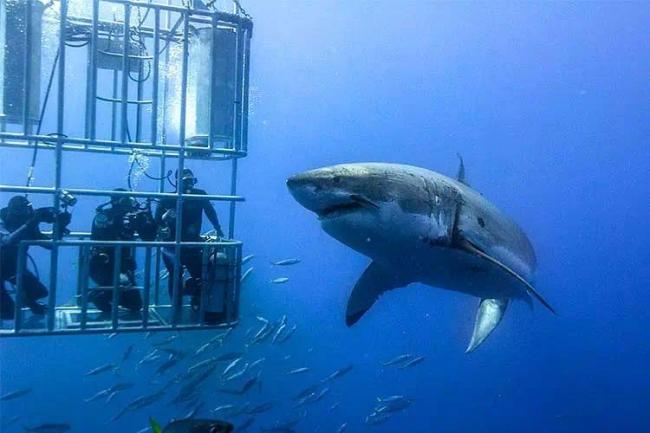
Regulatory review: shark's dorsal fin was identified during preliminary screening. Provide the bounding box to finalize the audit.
[346,262,408,326]
[456,153,468,186]
[459,240,557,315]
[466,298,508,353]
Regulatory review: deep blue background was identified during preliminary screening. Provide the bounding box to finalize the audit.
[1,2,649,433]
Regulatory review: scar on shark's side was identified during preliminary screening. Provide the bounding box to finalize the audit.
[287,157,554,353]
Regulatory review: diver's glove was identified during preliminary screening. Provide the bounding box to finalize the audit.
[56,210,72,228]
[215,225,225,240]
[33,207,57,224]
[54,210,72,238]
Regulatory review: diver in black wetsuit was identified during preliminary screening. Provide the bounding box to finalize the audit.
[155,169,224,310]
[0,196,71,319]
[88,189,157,314]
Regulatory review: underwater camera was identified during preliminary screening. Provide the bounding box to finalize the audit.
[59,190,77,208]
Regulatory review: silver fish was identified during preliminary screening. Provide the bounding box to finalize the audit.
[151,335,178,347]
[287,367,310,375]
[215,352,244,362]
[222,357,243,377]
[187,357,218,374]
[160,348,187,358]
[295,386,329,408]
[157,354,184,376]
[321,364,354,383]
[183,401,204,419]
[276,324,297,343]
[212,404,238,415]
[374,397,412,413]
[242,254,255,264]
[121,345,134,363]
[84,363,118,376]
[381,354,413,366]
[112,391,164,421]
[271,277,289,284]
[24,423,71,433]
[241,267,254,283]
[293,383,320,401]
[398,355,425,369]
[224,362,249,382]
[193,342,212,357]
[271,258,301,266]
[249,357,266,371]
[337,422,348,433]
[136,349,160,369]
[220,372,261,395]
[271,323,287,344]
[84,388,112,403]
[377,395,407,403]
[208,328,233,346]
[0,388,32,401]
[244,401,275,414]
[365,411,391,425]
[105,391,118,404]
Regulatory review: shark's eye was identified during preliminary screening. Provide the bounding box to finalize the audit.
[209,425,220,433]
[333,176,342,184]
[477,217,485,228]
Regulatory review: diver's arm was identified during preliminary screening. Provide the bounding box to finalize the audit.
[154,202,166,225]
[0,221,39,247]
[135,211,158,241]
[34,228,54,250]
[202,198,224,237]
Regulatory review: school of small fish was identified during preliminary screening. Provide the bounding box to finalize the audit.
[1,255,423,432]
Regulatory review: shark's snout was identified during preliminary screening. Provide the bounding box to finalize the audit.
[286,170,324,214]
[286,173,312,191]
[286,167,377,219]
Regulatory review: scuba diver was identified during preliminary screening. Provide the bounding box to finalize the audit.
[88,189,157,315]
[0,195,72,319]
[155,168,225,314]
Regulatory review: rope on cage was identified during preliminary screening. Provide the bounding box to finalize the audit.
[233,0,252,19]
[26,47,60,188]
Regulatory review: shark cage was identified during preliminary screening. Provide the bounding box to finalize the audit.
[0,0,253,336]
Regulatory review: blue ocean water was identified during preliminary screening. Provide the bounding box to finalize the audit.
[1,2,650,433]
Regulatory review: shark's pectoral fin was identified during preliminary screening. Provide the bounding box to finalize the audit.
[459,240,557,315]
[346,262,406,326]
[466,298,508,353]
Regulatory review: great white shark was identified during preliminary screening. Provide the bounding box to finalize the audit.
[286,160,555,352]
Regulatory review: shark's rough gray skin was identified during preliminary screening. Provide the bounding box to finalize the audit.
[286,161,554,352]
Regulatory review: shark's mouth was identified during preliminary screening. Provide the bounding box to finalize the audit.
[318,194,379,220]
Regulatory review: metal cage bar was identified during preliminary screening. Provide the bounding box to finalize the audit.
[47,0,68,332]
[170,10,190,326]
[0,0,252,338]
[89,0,100,140]
[21,0,33,134]
[13,243,27,332]
[79,245,91,330]
[142,246,152,328]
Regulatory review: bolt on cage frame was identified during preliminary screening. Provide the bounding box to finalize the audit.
[0,0,253,336]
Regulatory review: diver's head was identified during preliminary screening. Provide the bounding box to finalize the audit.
[109,188,136,212]
[0,195,34,228]
[176,168,197,192]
